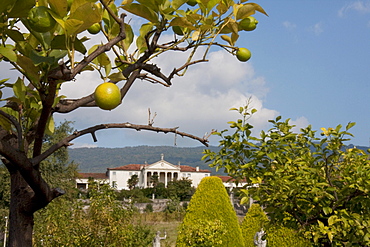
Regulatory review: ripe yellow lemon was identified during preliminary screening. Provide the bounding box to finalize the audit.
[239,16,258,31]
[28,6,56,33]
[94,82,121,110]
[87,23,101,34]
[236,48,251,62]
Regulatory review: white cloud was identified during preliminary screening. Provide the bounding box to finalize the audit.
[282,21,297,31]
[338,1,370,17]
[308,22,324,36]
[56,48,280,147]
[290,116,310,133]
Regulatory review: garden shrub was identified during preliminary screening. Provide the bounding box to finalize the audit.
[177,176,244,247]
[240,203,269,247]
[266,225,312,247]
[241,204,312,247]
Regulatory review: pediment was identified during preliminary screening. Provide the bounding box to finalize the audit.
[145,160,180,171]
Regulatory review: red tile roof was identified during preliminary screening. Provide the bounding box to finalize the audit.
[217,175,246,183]
[78,173,108,179]
[180,165,210,173]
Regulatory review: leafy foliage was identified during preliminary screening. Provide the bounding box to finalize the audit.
[177,176,244,247]
[241,204,311,247]
[203,106,370,245]
[0,0,266,244]
[33,182,153,246]
[167,177,194,201]
[266,225,312,247]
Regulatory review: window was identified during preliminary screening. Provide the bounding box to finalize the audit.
[205,174,209,177]
[129,172,132,176]
[187,173,191,177]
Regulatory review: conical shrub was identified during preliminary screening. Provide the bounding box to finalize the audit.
[176,176,245,247]
[240,203,269,247]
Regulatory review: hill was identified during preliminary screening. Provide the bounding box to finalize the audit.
[68,145,223,175]
[68,144,370,176]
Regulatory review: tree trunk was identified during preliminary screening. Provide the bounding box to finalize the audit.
[8,170,34,247]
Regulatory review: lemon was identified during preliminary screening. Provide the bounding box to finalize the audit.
[187,0,197,6]
[239,16,258,31]
[87,23,101,34]
[94,82,121,110]
[28,6,56,33]
[236,48,251,62]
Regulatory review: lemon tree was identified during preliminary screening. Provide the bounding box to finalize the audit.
[203,106,370,245]
[0,0,267,246]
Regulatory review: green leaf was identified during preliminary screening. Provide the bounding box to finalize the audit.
[171,0,187,10]
[68,2,101,35]
[45,116,55,136]
[345,122,356,131]
[0,45,17,62]
[49,0,68,18]
[30,50,56,66]
[236,4,255,20]
[137,0,159,12]
[7,0,35,18]
[16,55,40,84]
[221,35,233,46]
[51,35,87,54]
[323,206,333,215]
[122,3,159,23]
[0,0,16,16]
[5,29,24,42]
[13,78,26,102]
[108,72,126,82]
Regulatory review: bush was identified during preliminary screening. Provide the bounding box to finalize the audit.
[177,176,244,247]
[240,204,269,247]
[241,204,312,247]
[266,225,312,247]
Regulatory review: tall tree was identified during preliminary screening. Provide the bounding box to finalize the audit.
[0,0,266,246]
[127,174,139,190]
[203,106,370,246]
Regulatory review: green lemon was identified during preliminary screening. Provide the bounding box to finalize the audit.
[94,82,121,110]
[28,6,56,33]
[236,48,251,62]
[88,23,101,34]
[239,16,258,31]
[187,0,197,6]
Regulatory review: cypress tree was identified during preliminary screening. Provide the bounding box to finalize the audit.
[240,203,269,247]
[177,176,244,247]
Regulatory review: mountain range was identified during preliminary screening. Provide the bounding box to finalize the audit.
[68,144,369,176]
[68,145,223,175]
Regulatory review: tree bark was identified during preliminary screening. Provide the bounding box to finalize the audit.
[8,169,34,247]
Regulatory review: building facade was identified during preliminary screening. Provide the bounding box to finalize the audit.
[107,154,211,190]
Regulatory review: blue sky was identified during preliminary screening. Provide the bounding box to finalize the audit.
[2,0,370,147]
[249,1,370,147]
[49,1,370,148]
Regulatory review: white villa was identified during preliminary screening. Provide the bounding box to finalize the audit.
[76,154,211,190]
